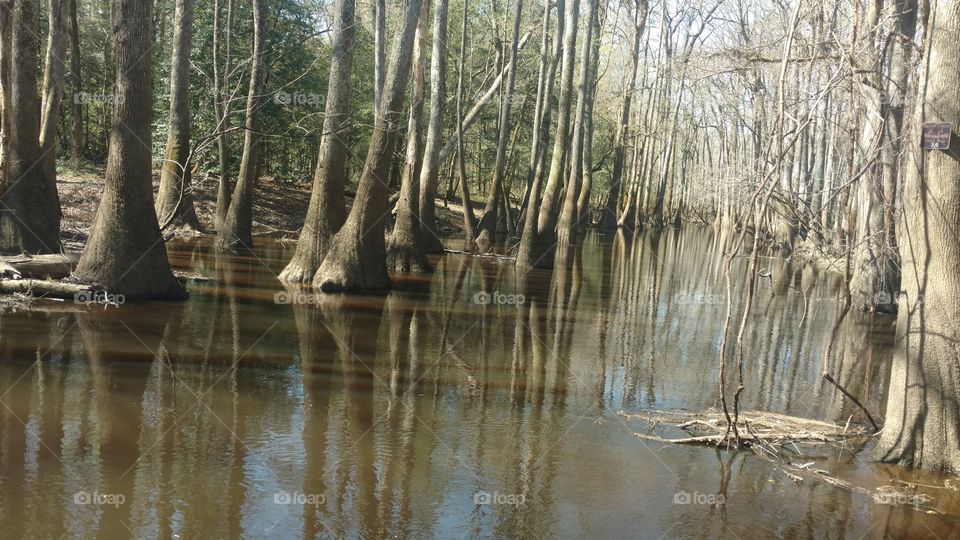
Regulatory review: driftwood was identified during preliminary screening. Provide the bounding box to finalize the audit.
[0,279,92,300]
[619,408,870,449]
[0,254,77,279]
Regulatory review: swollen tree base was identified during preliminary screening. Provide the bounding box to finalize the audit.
[313,231,392,293]
[386,234,432,274]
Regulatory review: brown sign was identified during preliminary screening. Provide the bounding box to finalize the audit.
[922,122,952,150]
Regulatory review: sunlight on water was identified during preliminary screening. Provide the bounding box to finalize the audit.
[0,228,957,538]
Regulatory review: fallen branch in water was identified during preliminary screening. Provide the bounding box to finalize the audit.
[0,254,77,279]
[443,248,516,261]
[0,279,92,300]
[619,408,871,450]
[617,408,947,507]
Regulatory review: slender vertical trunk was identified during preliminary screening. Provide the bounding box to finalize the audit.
[39,0,69,195]
[68,0,83,160]
[417,0,450,254]
[386,0,432,273]
[475,0,523,251]
[0,0,9,182]
[213,0,234,228]
[314,0,425,292]
[155,0,201,233]
[74,0,185,300]
[517,0,577,269]
[279,0,356,282]
[455,0,476,245]
[599,0,646,232]
[216,0,265,253]
[575,5,604,231]
[850,0,897,313]
[374,0,386,107]
[556,0,596,245]
[535,0,579,239]
[517,0,554,224]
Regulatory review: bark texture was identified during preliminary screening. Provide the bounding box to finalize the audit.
[155,0,201,233]
[417,0,449,254]
[279,0,356,282]
[475,0,524,252]
[386,0,432,274]
[216,0,265,253]
[0,0,61,255]
[74,0,186,300]
[876,0,960,473]
[314,0,425,292]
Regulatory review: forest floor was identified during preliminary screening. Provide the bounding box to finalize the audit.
[57,163,468,248]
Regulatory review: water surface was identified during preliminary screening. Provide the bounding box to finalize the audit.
[0,228,958,538]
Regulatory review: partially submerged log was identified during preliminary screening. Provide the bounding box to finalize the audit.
[0,279,92,300]
[0,254,77,279]
[618,408,870,449]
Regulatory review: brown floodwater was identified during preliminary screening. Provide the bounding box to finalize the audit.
[0,227,958,538]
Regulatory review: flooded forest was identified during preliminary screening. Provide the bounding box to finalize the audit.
[0,0,959,537]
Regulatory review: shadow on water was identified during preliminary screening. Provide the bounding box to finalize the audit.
[0,227,958,537]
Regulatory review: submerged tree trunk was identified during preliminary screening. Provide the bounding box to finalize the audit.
[74,0,186,300]
[475,0,523,252]
[386,0,431,273]
[599,0,646,232]
[556,0,595,246]
[279,0,356,282]
[0,0,61,255]
[155,0,201,233]
[314,0,425,292]
[517,0,578,269]
[417,0,449,254]
[575,5,603,232]
[875,0,960,474]
[216,0,265,253]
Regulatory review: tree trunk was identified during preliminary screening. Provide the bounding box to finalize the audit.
[0,0,61,255]
[155,0,201,233]
[374,0,386,108]
[386,0,432,273]
[575,5,603,232]
[876,0,960,473]
[314,0,425,292]
[454,0,477,245]
[216,0,265,253]
[599,0,646,232]
[537,0,576,252]
[556,0,595,246]
[39,0,69,195]
[417,0,449,254]
[68,0,84,160]
[74,0,186,300]
[516,0,565,269]
[279,0,356,282]
[475,0,523,252]
[529,0,579,263]
[0,1,11,185]
[849,0,898,313]
[213,0,234,229]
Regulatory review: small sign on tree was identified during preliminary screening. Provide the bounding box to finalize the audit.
[922,122,952,150]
